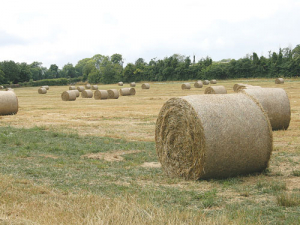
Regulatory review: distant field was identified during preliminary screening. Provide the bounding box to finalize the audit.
[0,78,300,224]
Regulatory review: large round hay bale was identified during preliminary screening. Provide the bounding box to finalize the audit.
[194,81,203,88]
[241,88,291,130]
[91,85,98,90]
[85,83,91,89]
[233,83,251,92]
[204,86,227,94]
[0,91,18,115]
[142,83,150,89]
[70,90,80,97]
[94,90,108,100]
[210,79,217,84]
[118,82,123,86]
[130,82,136,87]
[41,85,49,90]
[38,87,47,94]
[69,86,76,90]
[108,89,119,99]
[61,90,77,101]
[236,85,262,92]
[129,87,136,95]
[81,90,93,98]
[275,78,284,84]
[181,83,191,90]
[120,88,131,96]
[77,86,85,92]
[155,94,273,180]
[203,80,210,85]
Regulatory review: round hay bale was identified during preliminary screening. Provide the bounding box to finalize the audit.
[91,85,98,90]
[120,88,131,96]
[41,85,49,90]
[241,88,291,130]
[203,80,210,85]
[38,87,47,94]
[118,82,123,86]
[236,85,262,92]
[155,94,273,180]
[130,82,136,87]
[107,89,119,99]
[77,86,85,92]
[275,78,284,84]
[71,90,80,97]
[0,86,4,89]
[129,87,136,95]
[6,88,14,92]
[69,86,76,90]
[181,83,191,90]
[61,90,77,101]
[81,90,93,98]
[94,90,108,100]
[210,79,217,84]
[233,83,251,92]
[194,81,203,88]
[204,86,227,94]
[85,83,91,89]
[0,91,18,115]
[142,83,150,89]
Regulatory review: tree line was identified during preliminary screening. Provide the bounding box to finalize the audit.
[0,45,299,86]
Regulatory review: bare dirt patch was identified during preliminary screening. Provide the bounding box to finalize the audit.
[82,150,141,162]
[141,162,161,168]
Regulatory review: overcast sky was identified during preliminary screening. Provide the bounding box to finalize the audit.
[0,0,299,68]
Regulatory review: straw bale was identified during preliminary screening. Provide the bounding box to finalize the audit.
[94,90,108,100]
[0,91,18,115]
[120,88,131,96]
[181,83,191,90]
[6,88,14,92]
[0,86,4,89]
[233,83,251,92]
[204,86,227,94]
[142,83,150,89]
[118,82,123,86]
[203,80,210,85]
[155,94,273,180]
[81,90,93,98]
[275,78,284,84]
[236,85,262,92]
[194,81,203,88]
[38,87,47,94]
[71,90,80,97]
[41,85,49,90]
[61,90,77,101]
[77,86,85,92]
[129,88,136,95]
[108,89,119,99]
[210,79,217,84]
[130,82,136,87]
[91,85,98,90]
[241,88,291,130]
[69,86,76,90]
[85,83,91,89]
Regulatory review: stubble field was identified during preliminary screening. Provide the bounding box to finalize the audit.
[0,78,300,224]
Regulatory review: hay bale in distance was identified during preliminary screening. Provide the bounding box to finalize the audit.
[210,80,217,84]
[236,85,262,92]
[85,83,91,89]
[77,86,85,92]
[69,86,76,90]
[81,90,93,98]
[130,82,136,87]
[181,83,191,90]
[194,81,203,88]
[204,86,227,94]
[142,83,150,89]
[0,91,18,115]
[0,86,4,89]
[120,88,136,96]
[155,94,273,180]
[41,85,49,90]
[129,88,136,95]
[71,90,80,97]
[94,90,109,100]
[203,80,210,85]
[92,85,98,90]
[118,82,123,86]
[61,90,77,101]
[275,78,284,84]
[108,89,119,99]
[241,88,291,130]
[38,87,47,94]
[233,83,251,92]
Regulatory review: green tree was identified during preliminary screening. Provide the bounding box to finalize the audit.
[0,60,20,83]
[18,63,32,82]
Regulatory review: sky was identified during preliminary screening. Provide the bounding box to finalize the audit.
[0,0,300,69]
